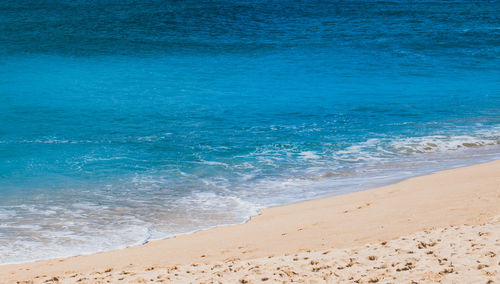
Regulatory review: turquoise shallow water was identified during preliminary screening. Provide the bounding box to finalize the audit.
[1,0,499,264]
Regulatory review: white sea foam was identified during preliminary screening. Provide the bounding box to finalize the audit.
[0,209,15,220]
[333,129,499,163]
[388,135,499,154]
[199,160,230,168]
[299,151,321,160]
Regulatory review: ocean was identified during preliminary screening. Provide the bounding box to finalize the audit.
[0,0,499,264]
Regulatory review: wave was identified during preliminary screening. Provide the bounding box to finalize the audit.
[333,128,500,162]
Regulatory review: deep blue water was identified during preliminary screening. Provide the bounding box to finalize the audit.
[1,0,499,263]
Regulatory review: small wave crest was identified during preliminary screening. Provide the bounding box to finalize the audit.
[336,128,500,162]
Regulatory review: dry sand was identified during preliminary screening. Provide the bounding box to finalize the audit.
[1,160,499,283]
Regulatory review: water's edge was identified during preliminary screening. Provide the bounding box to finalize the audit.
[2,155,498,267]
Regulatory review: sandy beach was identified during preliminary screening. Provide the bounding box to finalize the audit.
[1,160,499,283]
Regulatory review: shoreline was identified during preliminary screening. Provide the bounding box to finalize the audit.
[1,146,498,267]
[2,153,497,267]
[1,159,499,282]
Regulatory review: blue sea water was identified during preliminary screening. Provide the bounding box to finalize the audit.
[0,0,499,264]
